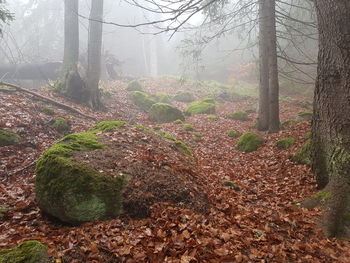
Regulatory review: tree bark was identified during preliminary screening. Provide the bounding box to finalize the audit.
[257,0,270,131]
[85,0,104,109]
[313,0,350,237]
[267,0,280,133]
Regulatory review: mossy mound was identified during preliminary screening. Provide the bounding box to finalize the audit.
[154,93,172,104]
[200,97,215,104]
[36,123,207,223]
[298,111,313,121]
[0,205,9,219]
[276,138,296,149]
[89,121,125,132]
[227,110,249,121]
[237,132,263,153]
[174,119,183,124]
[222,181,241,191]
[0,240,49,263]
[227,130,239,138]
[131,91,156,111]
[50,117,69,134]
[192,132,203,138]
[183,124,194,131]
[126,80,143,92]
[173,91,195,102]
[149,103,185,123]
[40,106,54,116]
[291,140,311,165]
[185,101,215,115]
[208,115,219,120]
[0,129,21,147]
[281,120,298,128]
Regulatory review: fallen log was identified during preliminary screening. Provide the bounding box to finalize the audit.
[0,81,96,121]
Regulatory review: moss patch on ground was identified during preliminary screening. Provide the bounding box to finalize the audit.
[89,121,126,133]
[208,115,219,120]
[291,140,311,165]
[298,111,313,121]
[237,132,263,153]
[276,138,296,149]
[222,181,241,191]
[227,110,249,121]
[0,240,49,263]
[149,103,185,123]
[185,101,215,115]
[0,129,21,147]
[0,205,9,219]
[40,106,54,116]
[183,124,194,131]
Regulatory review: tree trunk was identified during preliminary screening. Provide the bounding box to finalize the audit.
[257,0,270,131]
[313,0,350,237]
[267,0,280,133]
[85,0,104,109]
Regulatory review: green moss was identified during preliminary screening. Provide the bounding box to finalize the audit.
[89,121,125,133]
[305,132,312,139]
[40,107,54,116]
[276,138,296,149]
[131,91,156,111]
[173,91,195,102]
[298,111,313,121]
[99,87,113,98]
[201,97,215,104]
[149,103,185,123]
[126,80,143,91]
[173,119,183,124]
[222,181,241,191]
[192,132,203,137]
[227,110,249,121]
[314,191,331,201]
[174,140,192,157]
[153,126,162,131]
[0,240,48,263]
[154,93,172,104]
[0,205,9,219]
[227,130,239,138]
[157,131,176,141]
[183,124,194,131]
[291,140,311,165]
[50,117,69,134]
[208,115,219,120]
[185,101,215,115]
[237,132,263,153]
[0,129,21,147]
[281,120,298,127]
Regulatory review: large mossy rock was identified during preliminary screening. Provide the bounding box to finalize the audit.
[35,122,208,224]
[237,132,263,153]
[185,101,215,115]
[131,91,156,111]
[149,103,185,123]
[0,241,49,263]
[154,93,172,104]
[126,80,143,92]
[173,91,195,102]
[0,129,21,147]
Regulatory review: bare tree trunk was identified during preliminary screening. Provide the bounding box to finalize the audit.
[313,0,350,237]
[86,0,104,109]
[267,0,280,133]
[257,0,270,131]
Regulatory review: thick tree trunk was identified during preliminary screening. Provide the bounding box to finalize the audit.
[267,0,280,133]
[85,0,104,109]
[313,0,350,237]
[257,0,270,131]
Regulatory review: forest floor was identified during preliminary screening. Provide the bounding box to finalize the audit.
[1,77,350,263]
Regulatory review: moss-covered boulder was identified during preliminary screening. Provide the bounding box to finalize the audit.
[237,132,263,153]
[0,129,21,147]
[291,140,311,165]
[185,101,215,115]
[50,117,69,134]
[297,111,313,121]
[36,122,207,223]
[126,80,143,91]
[276,138,296,149]
[173,91,195,102]
[131,91,156,111]
[227,110,249,121]
[149,103,185,123]
[0,240,49,263]
[154,93,172,104]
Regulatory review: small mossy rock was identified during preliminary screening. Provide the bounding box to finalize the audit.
[149,103,185,123]
[201,97,215,104]
[208,115,219,120]
[298,111,313,121]
[0,240,49,263]
[183,124,194,131]
[192,132,203,138]
[291,140,311,165]
[237,132,263,153]
[126,80,143,91]
[154,93,172,104]
[0,129,21,147]
[50,117,69,134]
[0,205,9,219]
[89,121,125,133]
[227,110,249,121]
[173,91,195,102]
[227,130,239,138]
[174,119,183,124]
[276,138,296,149]
[131,91,156,111]
[186,101,215,115]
